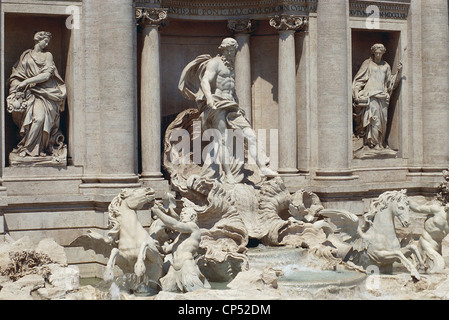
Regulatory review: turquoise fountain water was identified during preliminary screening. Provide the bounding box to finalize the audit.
[247,245,366,289]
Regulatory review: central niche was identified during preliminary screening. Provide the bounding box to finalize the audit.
[351,29,402,160]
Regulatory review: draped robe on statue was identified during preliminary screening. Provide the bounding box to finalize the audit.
[352,58,399,149]
[7,49,66,159]
[178,54,250,132]
[172,54,254,183]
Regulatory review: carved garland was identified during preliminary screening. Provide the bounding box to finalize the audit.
[136,7,168,27]
[269,15,308,31]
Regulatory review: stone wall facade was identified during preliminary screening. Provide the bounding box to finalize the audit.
[0,0,448,277]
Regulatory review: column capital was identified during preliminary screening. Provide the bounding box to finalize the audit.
[269,15,308,32]
[227,19,257,34]
[136,7,168,28]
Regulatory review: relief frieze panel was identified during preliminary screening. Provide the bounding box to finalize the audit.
[349,0,410,20]
[137,0,410,20]
[135,0,317,18]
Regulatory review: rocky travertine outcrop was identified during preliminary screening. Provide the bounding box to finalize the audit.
[0,236,80,300]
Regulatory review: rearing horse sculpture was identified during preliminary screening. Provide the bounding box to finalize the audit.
[321,190,424,280]
[86,187,164,289]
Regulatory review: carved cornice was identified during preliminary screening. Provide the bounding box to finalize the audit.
[227,19,257,34]
[135,0,317,19]
[135,0,413,21]
[269,15,308,31]
[349,0,410,20]
[136,7,168,27]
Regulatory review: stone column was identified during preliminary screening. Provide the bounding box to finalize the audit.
[81,0,101,182]
[270,15,307,175]
[407,0,424,170]
[421,0,449,169]
[136,8,168,181]
[228,19,255,123]
[99,0,138,182]
[315,0,352,178]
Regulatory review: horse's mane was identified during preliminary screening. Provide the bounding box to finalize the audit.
[106,191,124,245]
[106,188,155,246]
[364,189,408,223]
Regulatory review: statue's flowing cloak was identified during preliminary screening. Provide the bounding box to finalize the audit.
[178,54,250,131]
[352,58,396,147]
[166,54,248,185]
[7,49,66,156]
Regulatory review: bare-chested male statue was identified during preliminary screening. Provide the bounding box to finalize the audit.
[409,200,449,273]
[178,37,277,184]
[151,204,211,292]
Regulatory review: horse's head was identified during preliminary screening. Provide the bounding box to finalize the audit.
[106,187,155,244]
[119,187,156,210]
[390,189,410,228]
[366,189,410,228]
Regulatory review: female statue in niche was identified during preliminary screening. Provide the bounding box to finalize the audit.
[6,31,67,166]
[352,43,402,159]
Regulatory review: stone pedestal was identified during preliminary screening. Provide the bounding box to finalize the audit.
[270,15,307,175]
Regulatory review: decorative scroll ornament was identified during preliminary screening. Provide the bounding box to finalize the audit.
[227,19,257,34]
[269,15,308,31]
[136,8,168,27]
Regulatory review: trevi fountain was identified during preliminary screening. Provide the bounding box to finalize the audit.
[0,0,448,308]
